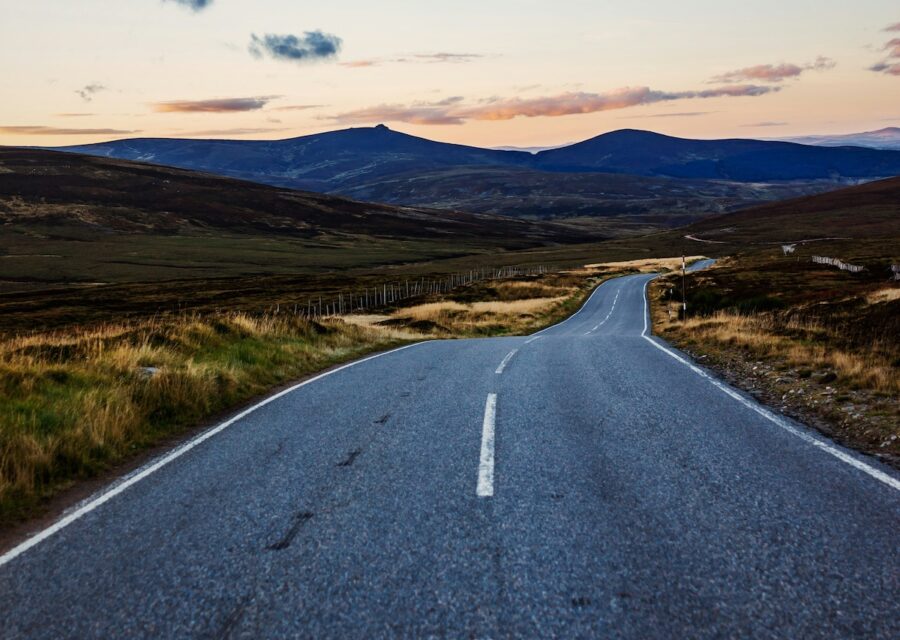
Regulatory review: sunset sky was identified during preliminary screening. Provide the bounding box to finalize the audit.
[1,0,898,148]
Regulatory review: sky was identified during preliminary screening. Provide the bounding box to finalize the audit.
[1,0,898,148]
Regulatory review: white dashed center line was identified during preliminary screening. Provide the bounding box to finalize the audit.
[476,394,498,497]
[495,349,518,374]
[585,290,620,335]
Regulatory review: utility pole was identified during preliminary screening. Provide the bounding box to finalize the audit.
[681,255,687,319]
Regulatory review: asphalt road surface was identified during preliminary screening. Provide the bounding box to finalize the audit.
[2,263,898,639]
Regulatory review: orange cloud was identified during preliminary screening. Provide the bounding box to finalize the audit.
[331,85,777,125]
[0,126,139,135]
[152,96,280,113]
[711,57,835,83]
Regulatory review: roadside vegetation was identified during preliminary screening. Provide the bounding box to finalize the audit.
[651,247,900,467]
[0,268,611,527]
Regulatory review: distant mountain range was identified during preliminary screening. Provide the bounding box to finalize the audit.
[782,127,900,151]
[50,126,900,229]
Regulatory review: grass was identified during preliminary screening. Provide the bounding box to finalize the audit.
[0,313,411,525]
[348,271,604,338]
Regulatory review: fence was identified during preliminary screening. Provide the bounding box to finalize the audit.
[811,256,866,274]
[274,264,556,320]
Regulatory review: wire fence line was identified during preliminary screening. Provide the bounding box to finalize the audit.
[270,264,558,319]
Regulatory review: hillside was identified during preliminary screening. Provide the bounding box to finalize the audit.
[681,175,900,246]
[0,148,589,289]
[0,147,562,240]
[54,126,900,226]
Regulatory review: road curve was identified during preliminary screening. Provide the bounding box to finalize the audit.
[1,266,898,639]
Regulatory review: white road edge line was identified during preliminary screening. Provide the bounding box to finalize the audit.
[640,278,900,493]
[524,335,543,344]
[0,341,430,569]
[477,394,498,497]
[495,349,518,374]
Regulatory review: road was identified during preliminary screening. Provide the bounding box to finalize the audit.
[2,263,898,639]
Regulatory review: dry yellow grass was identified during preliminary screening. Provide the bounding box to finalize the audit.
[867,287,900,304]
[586,255,707,273]
[0,312,404,522]
[389,296,570,334]
[670,310,898,395]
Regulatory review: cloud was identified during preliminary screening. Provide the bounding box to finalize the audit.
[884,38,900,58]
[151,96,280,113]
[340,52,484,68]
[75,83,106,102]
[331,85,778,126]
[869,61,900,75]
[249,31,341,63]
[742,121,789,127]
[628,111,712,119]
[163,0,213,11]
[271,104,323,111]
[340,60,380,68]
[869,25,900,75]
[710,56,835,83]
[0,126,139,135]
[56,113,95,117]
[412,53,484,63]
[176,127,288,137]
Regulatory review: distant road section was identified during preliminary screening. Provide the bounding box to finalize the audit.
[1,267,898,638]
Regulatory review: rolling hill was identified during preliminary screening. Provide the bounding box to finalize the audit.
[680,175,900,245]
[53,126,900,226]
[532,129,900,180]
[0,148,590,288]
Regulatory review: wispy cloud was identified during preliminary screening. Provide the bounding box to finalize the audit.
[869,23,900,75]
[249,31,341,64]
[412,53,484,63]
[710,57,835,83]
[885,38,900,58]
[628,111,712,119]
[163,0,213,11]
[340,52,484,68]
[75,83,106,102]
[175,127,288,137]
[742,121,789,127]
[340,60,379,68]
[271,104,323,111]
[151,96,281,113]
[331,85,778,126]
[869,61,900,75]
[55,113,95,117]
[0,126,139,135]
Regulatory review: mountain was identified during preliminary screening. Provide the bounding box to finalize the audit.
[52,126,900,229]
[681,175,900,245]
[532,129,900,180]
[783,128,900,151]
[55,125,531,194]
